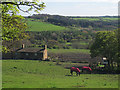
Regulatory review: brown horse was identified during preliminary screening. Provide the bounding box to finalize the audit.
[70,67,80,76]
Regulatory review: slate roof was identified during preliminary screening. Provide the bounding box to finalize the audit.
[17,48,44,53]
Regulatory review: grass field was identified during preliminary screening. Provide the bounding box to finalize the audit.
[48,49,90,54]
[72,17,118,21]
[2,60,118,88]
[79,42,89,45]
[66,42,89,45]
[26,20,68,32]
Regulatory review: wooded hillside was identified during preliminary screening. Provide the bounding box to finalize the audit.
[24,14,117,50]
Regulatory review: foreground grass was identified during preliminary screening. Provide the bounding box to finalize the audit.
[48,49,90,54]
[2,60,118,88]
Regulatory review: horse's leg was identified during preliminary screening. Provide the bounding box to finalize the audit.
[70,70,73,75]
[79,72,80,76]
[89,71,91,74]
[81,69,83,73]
[76,72,78,76]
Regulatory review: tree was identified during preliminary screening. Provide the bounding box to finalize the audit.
[90,31,118,69]
[1,2,45,13]
[1,1,45,53]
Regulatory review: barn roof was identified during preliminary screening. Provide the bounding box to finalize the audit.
[17,48,44,53]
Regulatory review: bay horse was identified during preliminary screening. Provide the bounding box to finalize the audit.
[70,67,80,76]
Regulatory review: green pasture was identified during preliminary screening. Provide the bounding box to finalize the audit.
[2,60,118,88]
[26,20,68,32]
[48,49,90,54]
[72,17,118,21]
[66,42,89,45]
[79,42,89,45]
[72,18,100,21]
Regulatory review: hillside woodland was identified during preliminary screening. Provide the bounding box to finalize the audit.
[24,14,117,50]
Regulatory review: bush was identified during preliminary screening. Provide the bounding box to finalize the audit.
[60,60,65,62]
[44,59,50,61]
[72,61,77,63]
[78,61,88,63]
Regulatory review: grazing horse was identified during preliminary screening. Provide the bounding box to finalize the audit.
[82,66,92,74]
[70,67,80,76]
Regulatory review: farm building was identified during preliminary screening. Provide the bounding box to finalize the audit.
[2,44,48,60]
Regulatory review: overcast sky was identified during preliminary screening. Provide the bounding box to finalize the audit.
[19,0,119,16]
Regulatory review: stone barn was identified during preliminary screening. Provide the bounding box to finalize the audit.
[2,45,48,60]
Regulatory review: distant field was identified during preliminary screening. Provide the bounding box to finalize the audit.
[2,60,118,88]
[66,42,89,45]
[48,49,90,54]
[79,42,89,45]
[26,20,68,32]
[72,18,118,21]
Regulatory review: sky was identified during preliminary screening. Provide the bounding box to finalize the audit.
[19,0,119,16]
